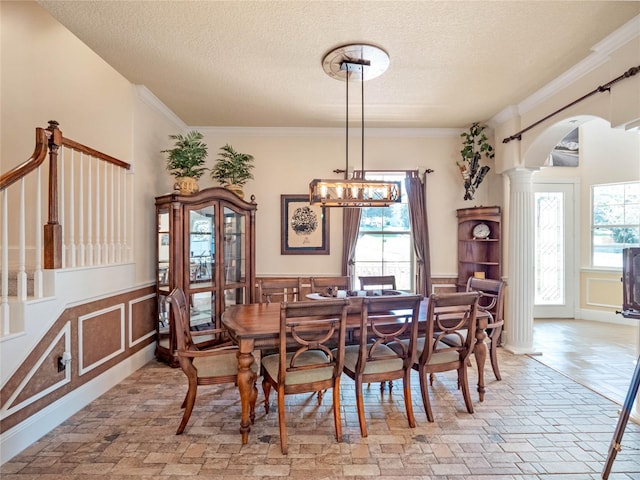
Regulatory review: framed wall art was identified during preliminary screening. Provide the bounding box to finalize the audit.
[281,194,329,255]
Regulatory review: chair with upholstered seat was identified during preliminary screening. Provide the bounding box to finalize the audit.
[396,292,479,422]
[261,299,350,454]
[465,277,506,381]
[340,294,423,437]
[257,277,302,304]
[358,275,397,291]
[166,287,256,435]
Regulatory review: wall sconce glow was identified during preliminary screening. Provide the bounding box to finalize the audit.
[309,179,401,207]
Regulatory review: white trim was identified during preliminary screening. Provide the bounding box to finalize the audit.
[492,14,640,121]
[128,293,157,348]
[0,322,71,418]
[578,308,638,326]
[195,126,460,138]
[0,344,155,465]
[135,85,186,130]
[78,304,125,376]
[592,14,640,55]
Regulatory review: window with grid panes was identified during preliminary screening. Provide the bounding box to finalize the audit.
[592,181,640,268]
[354,173,413,290]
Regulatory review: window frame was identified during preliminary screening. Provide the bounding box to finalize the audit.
[353,171,414,290]
[591,181,640,268]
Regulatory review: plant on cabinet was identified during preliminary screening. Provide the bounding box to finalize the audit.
[162,131,209,194]
[210,144,254,198]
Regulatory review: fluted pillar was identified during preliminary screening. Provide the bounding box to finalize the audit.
[503,168,537,354]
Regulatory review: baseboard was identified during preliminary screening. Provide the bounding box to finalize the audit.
[0,343,155,465]
[578,308,638,326]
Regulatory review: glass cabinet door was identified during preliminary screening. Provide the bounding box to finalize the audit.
[188,205,215,288]
[223,206,246,284]
[157,207,170,352]
[187,205,216,337]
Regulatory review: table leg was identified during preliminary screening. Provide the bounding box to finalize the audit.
[474,324,487,402]
[236,342,257,444]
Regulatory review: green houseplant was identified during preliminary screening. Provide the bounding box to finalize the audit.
[210,144,255,198]
[162,131,208,194]
[458,122,494,201]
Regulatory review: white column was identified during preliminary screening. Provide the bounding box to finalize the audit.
[503,168,538,354]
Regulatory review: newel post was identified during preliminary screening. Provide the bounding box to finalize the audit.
[44,120,62,269]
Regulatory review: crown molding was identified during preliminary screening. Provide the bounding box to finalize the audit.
[135,85,186,131]
[517,14,640,116]
[194,126,460,138]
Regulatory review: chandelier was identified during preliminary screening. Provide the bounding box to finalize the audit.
[309,44,401,207]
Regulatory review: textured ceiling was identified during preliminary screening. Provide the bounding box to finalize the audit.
[37,1,640,128]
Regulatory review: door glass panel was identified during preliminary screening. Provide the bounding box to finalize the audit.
[224,287,245,308]
[535,191,565,305]
[191,291,215,330]
[188,206,215,287]
[158,293,169,350]
[157,208,170,288]
[223,207,245,284]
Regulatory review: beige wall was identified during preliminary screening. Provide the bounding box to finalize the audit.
[1,1,179,286]
[188,129,499,277]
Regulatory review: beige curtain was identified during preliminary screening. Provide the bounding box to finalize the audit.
[406,171,432,296]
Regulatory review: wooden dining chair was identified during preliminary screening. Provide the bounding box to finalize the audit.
[358,275,397,291]
[309,276,350,295]
[437,278,506,382]
[260,299,350,454]
[340,294,423,437]
[166,287,256,435]
[465,277,506,381]
[397,292,479,422]
[257,277,302,304]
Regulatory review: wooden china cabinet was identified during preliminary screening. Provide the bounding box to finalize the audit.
[456,206,502,289]
[155,187,257,366]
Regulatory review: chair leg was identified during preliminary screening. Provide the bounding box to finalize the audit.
[262,377,272,414]
[355,378,368,437]
[176,379,197,435]
[489,328,502,381]
[250,378,257,425]
[419,367,434,422]
[333,379,343,443]
[458,365,474,414]
[402,370,416,428]
[277,387,288,455]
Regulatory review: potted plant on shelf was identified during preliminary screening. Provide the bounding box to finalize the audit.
[458,122,494,201]
[210,144,255,198]
[162,131,208,194]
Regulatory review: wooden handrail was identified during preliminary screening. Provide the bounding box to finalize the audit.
[0,123,52,191]
[62,137,131,170]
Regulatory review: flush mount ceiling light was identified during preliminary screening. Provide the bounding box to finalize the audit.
[309,44,401,207]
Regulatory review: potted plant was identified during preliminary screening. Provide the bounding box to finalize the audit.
[210,144,255,198]
[457,122,494,201]
[162,131,208,194]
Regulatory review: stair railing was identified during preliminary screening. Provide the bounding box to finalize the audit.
[0,121,132,336]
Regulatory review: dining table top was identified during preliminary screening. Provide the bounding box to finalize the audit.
[222,297,488,341]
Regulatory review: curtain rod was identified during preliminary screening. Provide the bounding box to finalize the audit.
[502,65,640,144]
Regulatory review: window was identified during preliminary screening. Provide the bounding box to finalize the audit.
[592,181,640,268]
[354,173,413,290]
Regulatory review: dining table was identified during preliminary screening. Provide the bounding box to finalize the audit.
[222,297,490,444]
